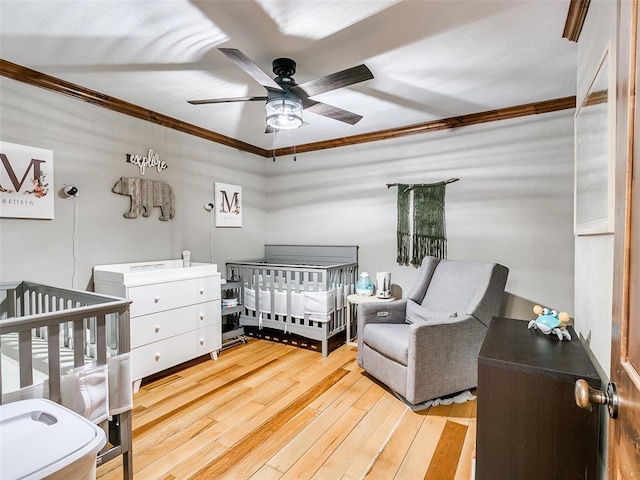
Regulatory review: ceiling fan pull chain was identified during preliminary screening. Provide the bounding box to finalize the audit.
[293,128,297,162]
[272,128,277,162]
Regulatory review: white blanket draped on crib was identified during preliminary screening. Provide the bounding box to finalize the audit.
[61,364,110,423]
[244,286,346,322]
[2,352,132,424]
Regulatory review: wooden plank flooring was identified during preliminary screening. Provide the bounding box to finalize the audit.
[97,339,476,480]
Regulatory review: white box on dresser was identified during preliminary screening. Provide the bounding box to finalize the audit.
[93,260,221,392]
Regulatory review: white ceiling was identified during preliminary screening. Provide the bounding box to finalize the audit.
[0,0,577,151]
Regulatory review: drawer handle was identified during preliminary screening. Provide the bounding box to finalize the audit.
[199,288,205,295]
[154,296,160,303]
[155,353,161,361]
[200,314,205,321]
[199,338,204,346]
[154,325,160,333]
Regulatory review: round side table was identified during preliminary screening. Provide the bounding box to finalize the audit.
[346,293,396,347]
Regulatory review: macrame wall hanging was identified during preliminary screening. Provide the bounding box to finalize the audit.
[387,178,459,266]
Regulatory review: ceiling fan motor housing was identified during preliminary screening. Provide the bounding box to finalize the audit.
[272,57,296,79]
[266,58,304,129]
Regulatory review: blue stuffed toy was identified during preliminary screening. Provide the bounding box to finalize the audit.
[528,305,571,341]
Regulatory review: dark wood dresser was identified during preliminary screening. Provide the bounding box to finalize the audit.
[476,317,601,480]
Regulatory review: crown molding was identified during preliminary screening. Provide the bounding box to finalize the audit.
[0,59,268,157]
[563,0,590,42]
[2,59,575,159]
[269,96,576,158]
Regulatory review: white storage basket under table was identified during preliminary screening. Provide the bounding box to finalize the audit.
[94,260,221,392]
[0,398,106,480]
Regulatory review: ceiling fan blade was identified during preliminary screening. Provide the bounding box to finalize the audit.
[218,48,284,92]
[188,96,267,105]
[302,99,363,125]
[295,64,373,98]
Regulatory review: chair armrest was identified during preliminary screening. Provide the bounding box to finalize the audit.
[359,298,408,328]
[406,315,488,402]
[357,299,408,367]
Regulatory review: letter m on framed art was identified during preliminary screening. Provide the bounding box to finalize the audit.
[215,182,242,227]
[1,141,54,219]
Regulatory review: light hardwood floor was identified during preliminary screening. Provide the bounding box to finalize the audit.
[97,339,476,480]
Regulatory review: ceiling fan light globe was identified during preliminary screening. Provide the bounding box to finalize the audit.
[265,96,303,129]
[266,114,303,129]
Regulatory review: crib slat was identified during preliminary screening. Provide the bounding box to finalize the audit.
[256,268,263,314]
[120,410,134,479]
[27,290,34,318]
[96,314,107,365]
[47,323,62,403]
[18,329,33,388]
[0,351,3,400]
[286,270,292,324]
[5,288,16,318]
[269,269,276,318]
[118,310,131,354]
[73,319,84,368]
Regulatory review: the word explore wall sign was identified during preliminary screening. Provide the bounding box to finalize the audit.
[0,141,54,219]
[215,182,242,227]
[126,148,168,175]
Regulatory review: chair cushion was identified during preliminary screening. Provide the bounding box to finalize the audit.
[405,299,457,324]
[362,323,410,365]
[406,256,441,303]
[421,261,495,317]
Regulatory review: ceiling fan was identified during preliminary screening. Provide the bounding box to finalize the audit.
[188,48,374,132]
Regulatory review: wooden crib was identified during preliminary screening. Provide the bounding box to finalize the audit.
[226,245,358,357]
[0,281,133,479]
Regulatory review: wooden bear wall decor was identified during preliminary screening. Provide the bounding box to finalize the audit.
[112,177,175,221]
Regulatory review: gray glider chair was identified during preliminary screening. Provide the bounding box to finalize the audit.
[357,256,508,405]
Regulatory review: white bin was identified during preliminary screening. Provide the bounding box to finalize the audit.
[0,398,106,480]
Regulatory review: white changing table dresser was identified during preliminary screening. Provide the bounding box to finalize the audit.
[94,260,221,392]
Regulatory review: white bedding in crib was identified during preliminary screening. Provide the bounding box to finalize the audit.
[1,333,133,421]
[244,287,344,322]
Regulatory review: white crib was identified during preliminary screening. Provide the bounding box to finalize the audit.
[0,281,133,479]
[227,245,358,357]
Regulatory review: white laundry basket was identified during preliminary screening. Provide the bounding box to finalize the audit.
[0,398,106,480]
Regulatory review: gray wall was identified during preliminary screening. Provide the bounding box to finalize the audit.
[573,0,616,378]
[1,72,575,322]
[267,110,575,320]
[574,3,618,477]
[0,77,268,289]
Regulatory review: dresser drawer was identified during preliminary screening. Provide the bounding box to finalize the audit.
[131,326,221,380]
[130,300,221,348]
[127,276,220,317]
